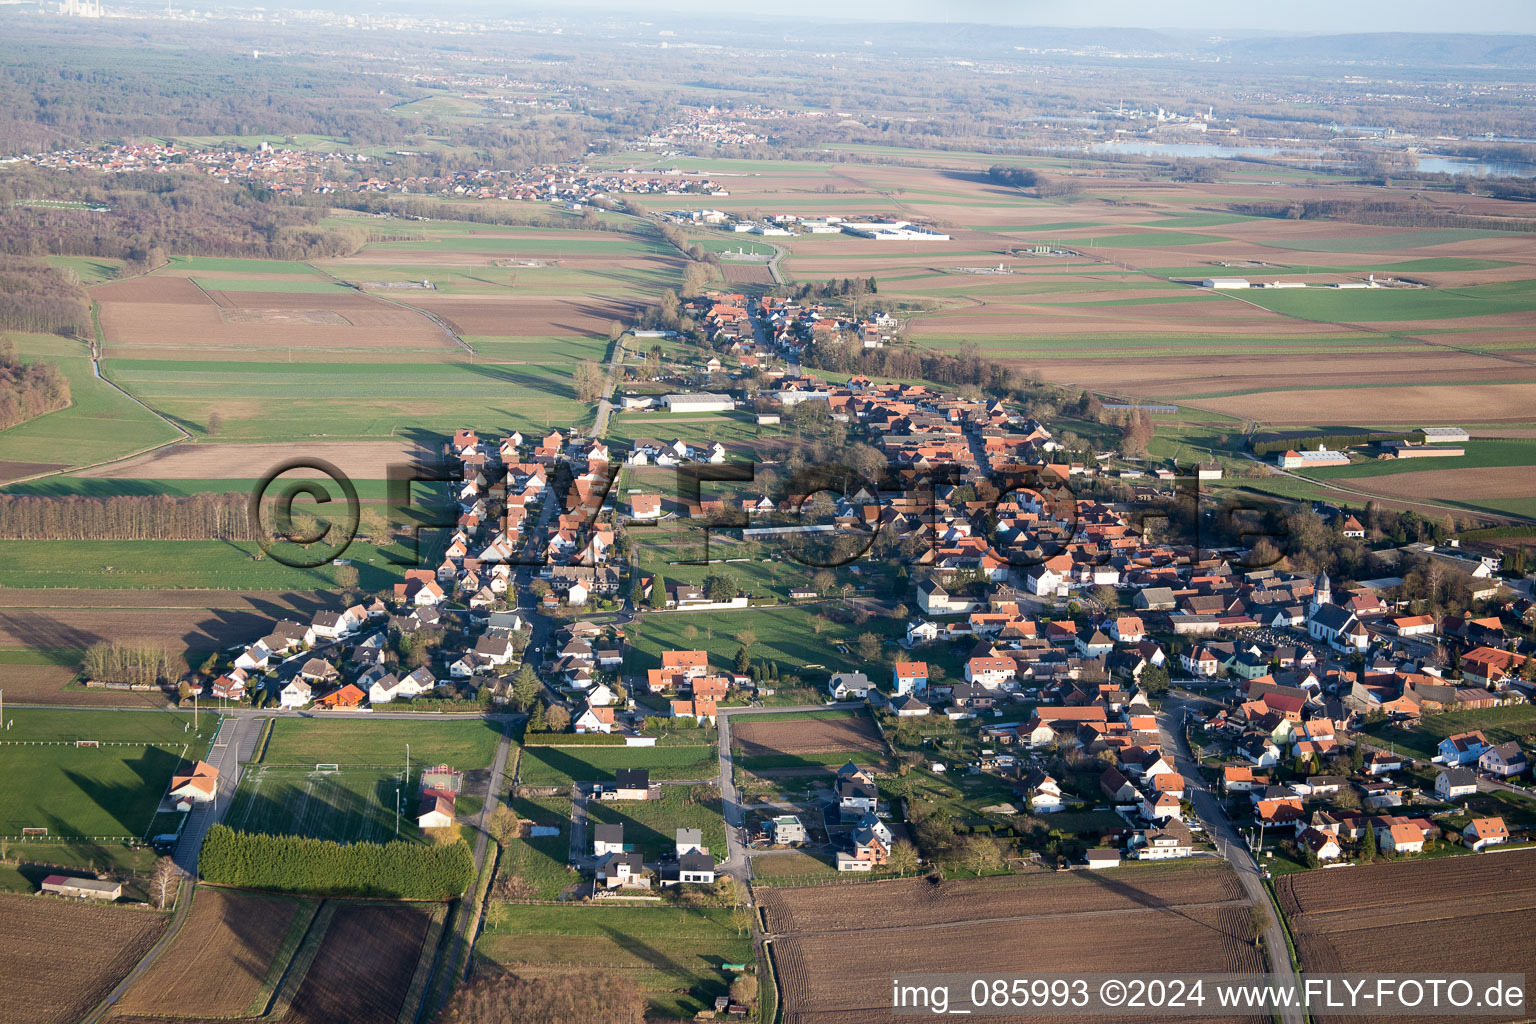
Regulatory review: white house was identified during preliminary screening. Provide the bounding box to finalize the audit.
[279,679,312,709]
[1463,817,1509,852]
[1435,768,1478,801]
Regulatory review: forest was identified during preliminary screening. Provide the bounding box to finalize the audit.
[0,333,71,432]
[0,259,90,337]
[0,492,256,540]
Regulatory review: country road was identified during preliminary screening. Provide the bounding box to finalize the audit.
[1160,696,1306,1024]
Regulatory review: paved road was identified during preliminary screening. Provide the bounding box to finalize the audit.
[172,713,262,872]
[715,702,864,888]
[590,329,629,438]
[1160,697,1305,1024]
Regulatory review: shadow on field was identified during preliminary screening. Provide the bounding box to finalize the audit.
[1075,864,1238,938]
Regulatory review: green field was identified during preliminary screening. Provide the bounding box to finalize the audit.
[0,709,217,840]
[0,334,183,473]
[190,277,346,293]
[500,793,577,900]
[585,785,726,862]
[476,904,752,1018]
[102,359,588,440]
[625,605,906,680]
[517,745,717,787]
[1362,705,1536,761]
[1088,231,1233,247]
[1234,280,1536,322]
[47,255,125,284]
[224,764,418,844]
[0,538,406,590]
[259,717,506,769]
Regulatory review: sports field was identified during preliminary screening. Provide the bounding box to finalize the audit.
[0,707,216,840]
[257,716,506,769]
[225,764,415,844]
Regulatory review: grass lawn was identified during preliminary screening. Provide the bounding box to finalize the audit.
[476,904,752,1018]
[1362,705,1536,761]
[3,707,214,744]
[737,751,881,771]
[259,717,505,769]
[517,745,717,787]
[585,785,726,862]
[224,764,420,844]
[1235,280,1536,323]
[625,605,906,680]
[499,794,577,900]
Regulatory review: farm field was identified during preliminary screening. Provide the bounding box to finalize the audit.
[584,784,726,862]
[0,893,167,1024]
[733,709,889,771]
[517,743,718,787]
[0,333,182,482]
[762,862,1265,1024]
[1276,852,1536,1023]
[258,716,505,769]
[71,439,430,481]
[475,904,752,1019]
[111,887,313,1020]
[0,538,408,591]
[278,902,436,1024]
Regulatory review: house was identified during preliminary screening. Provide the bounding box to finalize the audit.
[1438,731,1489,766]
[1381,821,1424,854]
[836,824,890,871]
[1110,616,1147,643]
[771,815,806,845]
[595,851,648,889]
[1026,706,1109,748]
[1463,817,1510,852]
[1182,647,1220,678]
[368,670,434,704]
[1017,770,1065,813]
[828,672,872,700]
[966,656,1017,688]
[662,850,717,886]
[1140,790,1183,822]
[210,672,247,701]
[315,683,366,710]
[1435,768,1478,801]
[1479,742,1528,778]
[40,875,122,901]
[279,679,312,709]
[574,705,616,734]
[167,761,220,810]
[892,694,931,717]
[417,792,455,830]
[1222,766,1261,793]
[836,763,878,820]
[593,823,627,858]
[892,661,929,696]
[906,620,940,645]
[1132,823,1194,859]
[677,829,706,857]
[601,769,655,802]
[1298,827,1342,861]
[1085,849,1121,870]
[1365,750,1402,776]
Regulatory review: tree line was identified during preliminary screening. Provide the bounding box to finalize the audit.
[0,334,71,431]
[82,641,176,685]
[0,260,91,337]
[0,492,257,541]
[1229,199,1536,233]
[798,336,1020,393]
[199,825,474,900]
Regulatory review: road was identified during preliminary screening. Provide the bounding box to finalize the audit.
[714,702,864,888]
[172,713,263,872]
[1160,696,1305,1024]
[590,329,629,438]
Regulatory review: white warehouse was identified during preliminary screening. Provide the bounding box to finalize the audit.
[1201,277,1250,289]
[663,393,735,413]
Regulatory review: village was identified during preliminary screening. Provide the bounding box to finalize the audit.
[169,297,1536,896]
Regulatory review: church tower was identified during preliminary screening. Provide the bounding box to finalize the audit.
[1310,569,1331,614]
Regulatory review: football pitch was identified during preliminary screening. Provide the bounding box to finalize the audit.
[225,765,420,845]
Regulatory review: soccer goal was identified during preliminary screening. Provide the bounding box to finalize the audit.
[75,739,100,747]
[313,763,341,773]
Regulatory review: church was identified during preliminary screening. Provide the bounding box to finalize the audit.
[1306,571,1368,653]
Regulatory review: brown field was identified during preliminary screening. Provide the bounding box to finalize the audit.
[79,440,429,479]
[720,262,775,284]
[93,275,452,355]
[0,665,131,705]
[1183,381,1536,424]
[0,892,167,1024]
[734,715,886,758]
[763,864,1264,1024]
[279,902,433,1024]
[398,293,642,338]
[1335,464,1536,501]
[1276,851,1536,1023]
[0,460,66,484]
[113,888,303,1019]
[0,589,338,658]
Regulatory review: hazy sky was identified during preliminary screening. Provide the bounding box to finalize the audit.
[560,0,1536,35]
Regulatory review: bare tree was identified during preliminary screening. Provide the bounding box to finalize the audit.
[149,856,181,910]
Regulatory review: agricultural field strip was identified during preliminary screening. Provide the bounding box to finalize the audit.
[759,896,1253,938]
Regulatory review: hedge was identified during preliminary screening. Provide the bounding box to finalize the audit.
[1250,431,1417,457]
[521,733,627,746]
[199,825,474,900]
